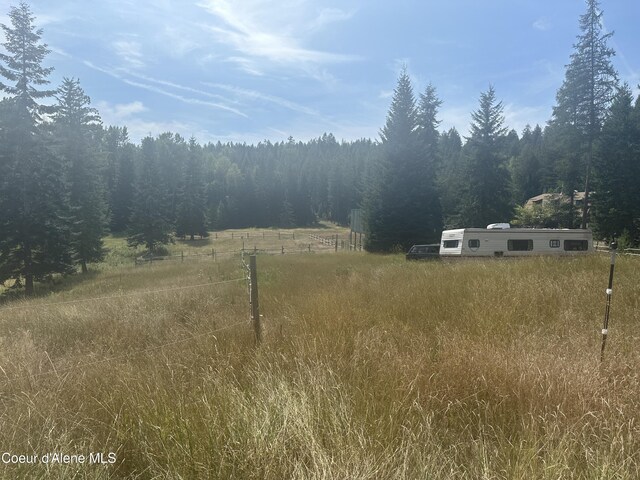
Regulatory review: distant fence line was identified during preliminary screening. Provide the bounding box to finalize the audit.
[134,232,365,266]
[308,233,363,251]
[594,242,640,256]
[210,231,297,240]
[134,245,324,266]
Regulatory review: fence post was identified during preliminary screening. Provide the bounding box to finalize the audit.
[308,244,311,253]
[335,234,338,252]
[293,233,295,240]
[281,245,284,255]
[601,240,618,363]
[249,255,261,345]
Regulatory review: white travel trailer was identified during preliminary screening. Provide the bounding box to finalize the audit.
[439,226,593,257]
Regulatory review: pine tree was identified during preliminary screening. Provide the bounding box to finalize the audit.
[176,138,208,240]
[363,68,419,251]
[53,77,107,273]
[415,83,444,240]
[0,2,73,294]
[591,85,640,243]
[103,126,136,232]
[127,137,174,253]
[511,125,544,205]
[364,72,443,252]
[437,127,464,226]
[457,86,512,227]
[551,0,618,228]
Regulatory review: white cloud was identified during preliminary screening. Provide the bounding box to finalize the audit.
[223,57,265,76]
[196,0,359,78]
[83,61,248,118]
[49,46,71,58]
[533,17,552,31]
[96,100,148,123]
[160,26,200,58]
[203,82,319,116]
[308,7,355,32]
[112,39,145,69]
[94,99,218,143]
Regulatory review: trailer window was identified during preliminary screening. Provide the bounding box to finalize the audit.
[443,240,459,249]
[564,240,588,251]
[468,239,480,249]
[507,239,533,251]
[549,240,560,248]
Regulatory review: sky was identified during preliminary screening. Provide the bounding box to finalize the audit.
[0,0,638,145]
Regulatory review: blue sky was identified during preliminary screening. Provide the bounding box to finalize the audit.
[1,0,638,144]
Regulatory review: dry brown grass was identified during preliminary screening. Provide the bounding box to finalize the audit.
[1,244,639,478]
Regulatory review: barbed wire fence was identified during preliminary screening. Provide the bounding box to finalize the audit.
[0,230,360,385]
[0,256,260,388]
[133,231,355,267]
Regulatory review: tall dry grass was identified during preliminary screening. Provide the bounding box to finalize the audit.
[0,249,639,478]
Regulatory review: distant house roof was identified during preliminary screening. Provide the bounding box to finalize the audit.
[524,192,566,208]
[524,191,588,209]
[573,191,586,202]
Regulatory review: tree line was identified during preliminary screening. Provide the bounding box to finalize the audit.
[1,0,639,293]
[363,0,640,251]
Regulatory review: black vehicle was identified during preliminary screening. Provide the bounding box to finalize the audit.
[405,244,440,260]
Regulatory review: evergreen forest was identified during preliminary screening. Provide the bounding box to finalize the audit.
[1,0,639,293]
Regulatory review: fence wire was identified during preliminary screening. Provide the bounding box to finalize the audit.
[0,318,248,388]
[0,278,246,314]
[0,254,264,390]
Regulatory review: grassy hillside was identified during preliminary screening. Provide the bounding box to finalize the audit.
[0,241,639,478]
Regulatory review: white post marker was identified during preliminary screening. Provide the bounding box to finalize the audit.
[600,239,617,363]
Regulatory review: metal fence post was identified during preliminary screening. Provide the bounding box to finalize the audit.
[249,255,261,345]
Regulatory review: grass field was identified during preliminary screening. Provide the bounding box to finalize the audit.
[1,232,639,478]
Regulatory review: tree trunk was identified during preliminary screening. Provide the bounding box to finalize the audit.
[24,241,34,295]
[25,274,34,296]
[581,139,593,230]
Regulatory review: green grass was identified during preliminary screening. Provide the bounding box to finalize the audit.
[1,240,639,478]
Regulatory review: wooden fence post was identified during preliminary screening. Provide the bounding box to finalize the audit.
[281,245,284,255]
[335,234,338,252]
[181,251,184,262]
[249,255,261,345]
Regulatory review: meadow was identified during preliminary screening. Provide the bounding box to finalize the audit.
[0,230,639,479]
